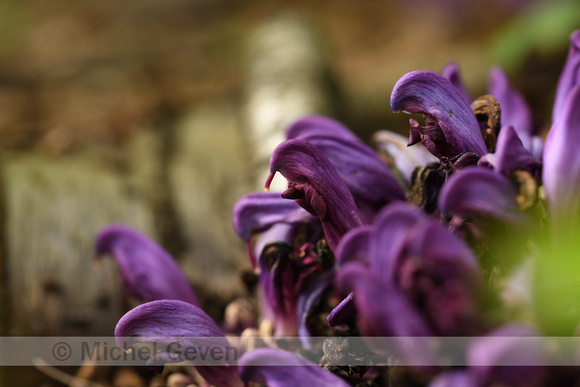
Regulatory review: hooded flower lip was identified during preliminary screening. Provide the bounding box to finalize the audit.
[543,85,580,218]
[115,299,242,387]
[266,138,365,252]
[286,115,405,222]
[238,348,351,387]
[488,66,539,153]
[94,224,199,306]
[286,114,360,142]
[441,61,472,105]
[438,167,520,223]
[478,125,541,178]
[232,192,317,268]
[390,70,487,159]
[553,30,580,124]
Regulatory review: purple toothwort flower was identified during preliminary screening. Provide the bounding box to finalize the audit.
[441,61,472,105]
[94,224,199,306]
[438,167,520,223]
[543,85,580,223]
[286,115,406,222]
[232,192,317,268]
[238,347,350,387]
[266,139,365,252]
[553,30,580,124]
[391,70,487,159]
[115,299,243,387]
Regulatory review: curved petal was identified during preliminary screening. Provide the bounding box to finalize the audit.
[115,300,242,387]
[553,30,580,124]
[371,130,438,183]
[232,192,315,241]
[438,167,519,222]
[429,371,477,387]
[94,224,199,306]
[369,202,424,280]
[441,61,472,104]
[334,225,372,267]
[297,270,334,349]
[327,292,356,327]
[286,115,359,142]
[391,70,487,158]
[488,66,536,149]
[291,132,406,222]
[543,85,580,219]
[468,324,544,387]
[337,263,436,364]
[478,125,541,177]
[238,348,350,387]
[398,221,482,335]
[266,139,365,252]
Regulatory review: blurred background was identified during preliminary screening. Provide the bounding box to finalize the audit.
[0,0,578,385]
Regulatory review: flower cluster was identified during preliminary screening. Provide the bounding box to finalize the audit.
[96,30,580,386]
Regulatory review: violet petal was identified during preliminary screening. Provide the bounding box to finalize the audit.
[488,66,536,149]
[286,114,360,142]
[287,117,406,221]
[337,262,436,364]
[429,371,477,387]
[266,139,365,252]
[441,61,472,104]
[543,85,580,218]
[478,125,541,177]
[238,348,350,387]
[438,167,519,222]
[327,292,356,327]
[115,300,242,387]
[334,225,372,267]
[371,130,438,183]
[553,30,580,124]
[297,270,334,349]
[468,324,544,387]
[232,192,315,241]
[391,70,487,158]
[95,224,199,306]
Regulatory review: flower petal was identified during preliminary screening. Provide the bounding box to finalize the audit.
[429,371,477,387]
[115,300,242,387]
[478,125,541,177]
[543,85,580,219]
[297,270,334,349]
[286,115,360,142]
[488,66,536,149]
[468,324,544,387]
[391,70,487,158]
[438,167,519,222]
[334,225,372,267]
[371,130,438,183]
[327,291,356,327]
[287,116,406,219]
[553,30,580,124]
[266,139,365,252]
[441,61,472,104]
[94,224,199,306]
[238,348,350,387]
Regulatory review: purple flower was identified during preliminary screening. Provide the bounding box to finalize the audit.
[438,167,520,223]
[115,299,243,387]
[286,115,406,222]
[335,202,483,362]
[94,224,199,306]
[477,125,541,178]
[542,85,580,222]
[232,192,317,268]
[238,348,350,387]
[441,61,472,104]
[553,30,580,124]
[371,130,438,183]
[391,70,487,159]
[266,139,365,252]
